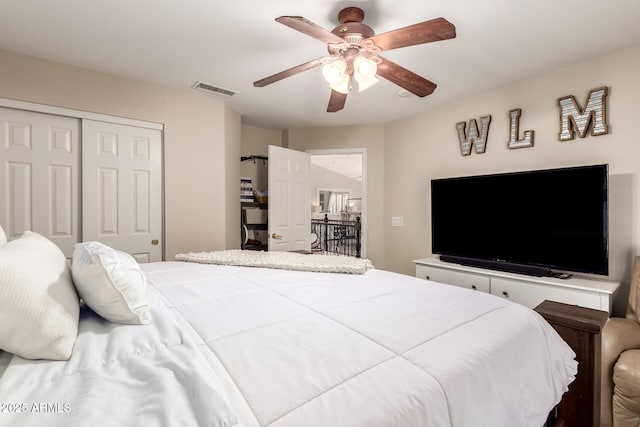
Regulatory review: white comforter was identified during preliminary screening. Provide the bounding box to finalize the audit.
[0,262,577,427]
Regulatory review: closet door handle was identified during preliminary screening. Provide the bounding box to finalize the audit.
[271,233,284,240]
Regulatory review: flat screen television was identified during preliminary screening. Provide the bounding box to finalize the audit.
[430,164,609,277]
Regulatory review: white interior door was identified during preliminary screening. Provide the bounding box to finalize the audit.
[268,145,310,252]
[0,107,80,258]
[82,119,162,262]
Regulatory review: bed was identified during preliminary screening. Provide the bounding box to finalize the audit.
[0,232,577,427]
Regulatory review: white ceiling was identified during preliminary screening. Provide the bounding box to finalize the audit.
[1,0,639,130]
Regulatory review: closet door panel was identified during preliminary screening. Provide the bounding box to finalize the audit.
[82,119,162,262]
[50,164,74,237]
[98,167,119,234]
[0,107,80,257]
[6,162,32,236]
[132,169,151,233]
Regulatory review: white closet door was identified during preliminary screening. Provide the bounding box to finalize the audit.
[0,107,80,257]
[82,120,162,262]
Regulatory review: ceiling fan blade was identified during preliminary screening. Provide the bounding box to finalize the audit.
[254,57,328,87]
[368,17,456,51]
[276,16,345,44]
[376,57,437,97]
[327,90,347,112]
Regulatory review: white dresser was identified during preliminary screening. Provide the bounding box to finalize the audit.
[414,257,620,314]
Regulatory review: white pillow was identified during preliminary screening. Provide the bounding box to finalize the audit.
[0,224,6,245]
[0,231,79,360]
[72,242,150,325]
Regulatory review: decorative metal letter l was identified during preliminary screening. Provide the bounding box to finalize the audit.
[507,109,534,149]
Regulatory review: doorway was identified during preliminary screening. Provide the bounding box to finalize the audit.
[308,149,366,258]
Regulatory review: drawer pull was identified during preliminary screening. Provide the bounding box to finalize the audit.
[425,275,430,280]
[502,291,509,297]
[471,285,477,290]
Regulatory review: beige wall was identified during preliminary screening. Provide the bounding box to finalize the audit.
[287,125,385,268]
[225,105,242,249]
[0,49,236,260]
[384,45,640,315]
[5,41,636,311]
[240,124,283,194]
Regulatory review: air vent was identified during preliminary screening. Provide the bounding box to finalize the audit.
[192,81,237,97]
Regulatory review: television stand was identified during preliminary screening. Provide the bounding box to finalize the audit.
[414,257,619,313]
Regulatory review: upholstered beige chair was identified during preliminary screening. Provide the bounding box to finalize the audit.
[601,256,640,427]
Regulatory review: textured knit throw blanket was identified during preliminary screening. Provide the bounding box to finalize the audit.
[175,250,374,274]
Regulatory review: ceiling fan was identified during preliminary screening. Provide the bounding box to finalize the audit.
[253,7,456,112]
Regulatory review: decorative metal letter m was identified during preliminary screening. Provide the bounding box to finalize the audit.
[558,86,609,141]
[456,115,491,156]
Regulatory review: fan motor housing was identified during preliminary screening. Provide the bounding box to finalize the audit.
[332,22,375,40]
[338,7,365,24]
[332,6,374,42]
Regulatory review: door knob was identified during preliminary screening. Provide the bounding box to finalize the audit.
[151,239,159,246]
[271,233,283,240]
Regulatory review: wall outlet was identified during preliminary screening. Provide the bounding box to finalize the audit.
[391,216,404,227]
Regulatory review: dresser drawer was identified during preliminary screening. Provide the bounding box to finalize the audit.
[414,258,618,314]
[491,277,604,310]
[416,264,490,293]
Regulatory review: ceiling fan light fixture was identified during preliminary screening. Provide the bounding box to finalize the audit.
[322,59,347,85]
[353,55,378,92]
[353,56,377,79]
[357,75,378,92]
[329,73,351,94]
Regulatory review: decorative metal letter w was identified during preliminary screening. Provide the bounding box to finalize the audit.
[456,115,491,156]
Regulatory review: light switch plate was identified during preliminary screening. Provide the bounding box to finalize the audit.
[391,216,404,227]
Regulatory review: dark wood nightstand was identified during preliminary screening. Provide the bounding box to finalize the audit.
[535,300,609,427]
